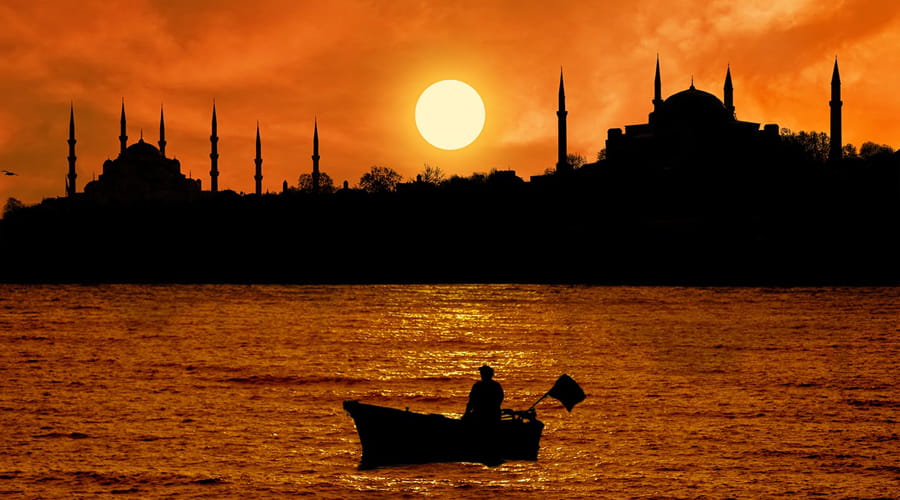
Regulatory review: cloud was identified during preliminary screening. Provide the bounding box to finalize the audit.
[1,0,899,204]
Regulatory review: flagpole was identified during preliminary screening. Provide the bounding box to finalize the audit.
[527,392,550,412]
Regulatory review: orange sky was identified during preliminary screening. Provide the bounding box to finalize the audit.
[2,0,899,205]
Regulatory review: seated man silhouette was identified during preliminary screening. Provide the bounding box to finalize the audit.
[463,365,504,424]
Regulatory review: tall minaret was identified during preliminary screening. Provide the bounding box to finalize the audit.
[254,122,263,195]
[653,55,664,114]
[158,105,167,157]
[311,118,320,193]
[66,104,77,197]
[829,58,843,163]
[724,65,735,118]
[119,100,128,156]
[556,68,569,174]
[210,101,219,193]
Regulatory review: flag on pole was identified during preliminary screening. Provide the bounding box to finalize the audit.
[547,374,586,412]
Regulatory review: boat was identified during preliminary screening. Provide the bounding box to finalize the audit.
[343,374,585,469]
[343,400,544,469]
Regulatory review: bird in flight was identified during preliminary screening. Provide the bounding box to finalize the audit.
[1,170,17,176]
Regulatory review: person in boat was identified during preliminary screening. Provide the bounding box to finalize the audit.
[463,365,504,423]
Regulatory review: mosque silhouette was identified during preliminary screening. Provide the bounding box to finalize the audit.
[3,58,897,285]
[66,101,323,202]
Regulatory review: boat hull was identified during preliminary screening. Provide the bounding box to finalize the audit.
[343,400,544,469]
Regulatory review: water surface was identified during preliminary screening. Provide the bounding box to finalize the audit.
[1,285,897,498]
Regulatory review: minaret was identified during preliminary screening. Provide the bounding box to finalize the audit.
[829,58,843,163]
[653,55,664,113]
[311,118,320,193]
[724,65,735,118]
[210,102,219,192]
[119,100,128,156]
[158,105,167,157]
[556,68,569,174]
[66,104,77,197]
[254,122,263,196]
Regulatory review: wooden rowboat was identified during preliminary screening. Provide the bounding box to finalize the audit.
[343,400,544,469]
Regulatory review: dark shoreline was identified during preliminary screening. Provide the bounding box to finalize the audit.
[3,174,897,287]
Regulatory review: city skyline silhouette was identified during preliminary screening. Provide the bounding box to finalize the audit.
[1,3,899,285]
[2,2,900,205]
[32,56,886,202]
[1,53,897,285]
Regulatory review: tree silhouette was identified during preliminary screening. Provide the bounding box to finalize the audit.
[298,172,335,193]
[359,166,402,193]
[781,129,830,163]
[3,197,24,217]
[419,164,445,185]
[860,142,895,160]
[567,153,586,169]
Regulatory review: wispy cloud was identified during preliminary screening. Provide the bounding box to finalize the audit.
[1,0,898,204]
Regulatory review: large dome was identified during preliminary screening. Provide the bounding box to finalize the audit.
[125,138,161,158]
[661,86,732,126]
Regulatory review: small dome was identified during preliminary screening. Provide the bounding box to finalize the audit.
[661,86,732,126]
[125,138,161,157]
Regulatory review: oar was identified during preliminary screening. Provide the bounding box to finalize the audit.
[527,374,586,412]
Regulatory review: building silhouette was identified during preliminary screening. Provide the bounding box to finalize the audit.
[254,122,263,195]
[81,102,201,201]
[556,69,569,174]
[210,102,220,193]
[66,104,77,198]
[65,101,327,200]
[312,118,321,193]
[830,58,843,163]
[158,106,167,157]
[603,57,780,175]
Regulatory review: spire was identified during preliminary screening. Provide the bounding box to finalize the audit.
[829,57,843,163]
[556,68,569,174]
[119,99,128,156]
[558,67,566,112]
[210,101,219,193]
[212,100,218,136]
[67,103,77,197]
[256,122,261,158]
[313,117,319,155]
[254,121,263,196]
[832,57,841,86]
[650,55,664,123]
[724,64,734,117]
[158,105,167,157]
[653,54,663,109]
[311,117,321,193]
[69,102,75,139]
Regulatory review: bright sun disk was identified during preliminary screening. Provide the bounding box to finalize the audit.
[415,80,485,150]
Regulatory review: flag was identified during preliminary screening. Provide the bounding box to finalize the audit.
[547,374,586,412]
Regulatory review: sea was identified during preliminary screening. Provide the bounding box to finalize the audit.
[0,284,897,499]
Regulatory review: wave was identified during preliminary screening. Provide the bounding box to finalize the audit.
[225,375,368,385]
[845,399,899,408]
[31,432,89,439]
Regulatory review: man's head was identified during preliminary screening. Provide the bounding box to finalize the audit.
[478,365,494,380]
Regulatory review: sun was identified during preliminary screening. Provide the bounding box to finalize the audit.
[415,80,485,150]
